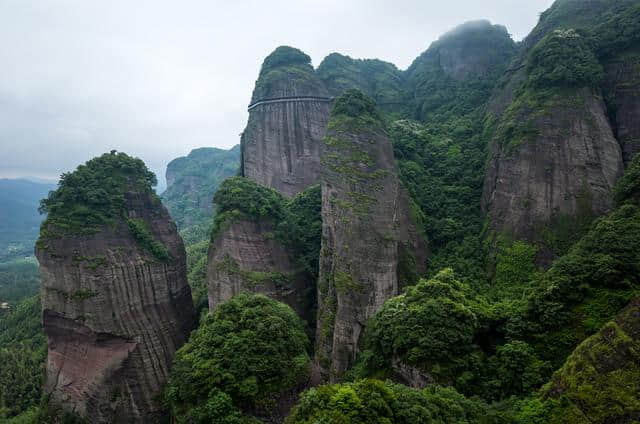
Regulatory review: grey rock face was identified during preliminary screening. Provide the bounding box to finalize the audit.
[314,98,426,381]
[243,100,330,198]
[36,192,195,423]
[604,55,640,165]
[207,218,313,325]
[163,145,240,229]
[483,89,624,243]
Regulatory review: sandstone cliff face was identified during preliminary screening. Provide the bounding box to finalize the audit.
[604,52,640,165]
[36,192,195,423]
[242,46,330,198]
[483,89,624,243]
[314,91,427,381]
[207,218,313,325]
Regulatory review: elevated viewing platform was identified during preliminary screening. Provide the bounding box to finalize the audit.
[247,96,333,111]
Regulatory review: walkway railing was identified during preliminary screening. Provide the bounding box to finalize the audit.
[247,96,333,111]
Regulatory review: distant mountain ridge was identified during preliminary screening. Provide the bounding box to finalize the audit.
[0,178,55,260]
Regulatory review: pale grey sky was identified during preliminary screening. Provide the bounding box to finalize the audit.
[0,0,555,189]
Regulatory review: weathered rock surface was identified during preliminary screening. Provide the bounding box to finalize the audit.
[483,89,624,243]
[163,145,240,229]
[36,192,195,423]
[540,298,640,423]
[242,46,331,198]
[604,52,640,166]
[207,218,314,325]
[314,91,427,381]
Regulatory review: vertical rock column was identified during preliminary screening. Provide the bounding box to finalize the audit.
[37,188,195,422]
[314,90,420,381]
[242,46,331,197]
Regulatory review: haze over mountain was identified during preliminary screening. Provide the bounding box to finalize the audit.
[0,0,553,186]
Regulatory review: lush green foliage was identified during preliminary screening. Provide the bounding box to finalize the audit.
[259,46,312,76]
[614,153,640,205]
[363,269,478,370]
[330,89,382,122]
[515,202,640,368]
[317,54,405,114]
[0,258,40,306]
[167,294,310,422]
[162,146,240,230]
[213,176,321,289]
[212,177,285,239]
[391,118,487,283]
[287,379,490,424]
[126,218,170,261]
[38,151,157,237]
[516,300,640,424]
[0,295,46,419]
[185,239,209,317]
[527,29,603,89]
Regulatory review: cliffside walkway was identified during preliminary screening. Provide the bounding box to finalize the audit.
[247,96,333,111]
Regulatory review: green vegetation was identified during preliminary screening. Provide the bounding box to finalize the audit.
[37,151,171,262]
[213,176,321,284]
[38,151,157,238]
[162,146,240,230]
[405,20,516,122]
[0,258,40,306]
[527,29,603,89]
[253,46,326,100]
[317,53,405,114]
[360,269,478,383]
[515,300,640,424]
[126,218,170,261]
[286,379,490,424]
[0,295,46,420]
[166,294,310,422]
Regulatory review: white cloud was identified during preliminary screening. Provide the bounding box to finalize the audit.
[0,0,554,188]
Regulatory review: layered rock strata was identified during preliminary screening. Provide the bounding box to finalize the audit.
[37,192,195,423]
[314,91,427,381]
[207,218,313,325]
[242,46,331,198]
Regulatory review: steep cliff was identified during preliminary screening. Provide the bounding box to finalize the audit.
[314,91,427,381]
[482,1,640,260]
[163,145,240,229]
[242,46,331,197]
[316,53,405,115]
[207,177,321,327]
[604,51,640,165]
[36,152,195,423]
[404,20,516,121]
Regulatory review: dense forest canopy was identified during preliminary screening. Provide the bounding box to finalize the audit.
[2,0,640,423]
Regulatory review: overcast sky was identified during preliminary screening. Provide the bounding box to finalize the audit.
[0,0,555,190]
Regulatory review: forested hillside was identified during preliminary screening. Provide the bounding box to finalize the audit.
[1,1,639,423]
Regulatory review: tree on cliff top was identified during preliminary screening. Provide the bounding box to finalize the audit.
[167,293,310,423]
[38,151,157,235]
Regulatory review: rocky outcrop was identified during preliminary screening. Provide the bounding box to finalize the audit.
[539,298,640,423]
[604,53,640,165]
[481,21,630,256]
[37,191,195,423]
[207,218,313,325]
[242,46,331,198]
[483,89,623,244]
[163,145,240,229]
[314,91,427,381]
